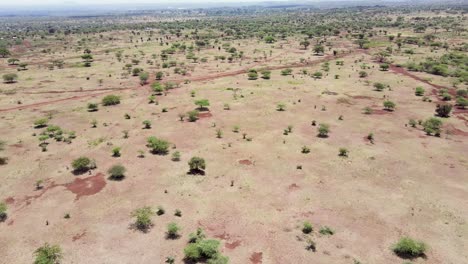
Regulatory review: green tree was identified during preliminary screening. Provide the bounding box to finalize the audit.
[139,72,149,85]
[435,104,452,117]
[313,45,324,55]
[0,47,11,58]
[71,157,92,173]
[188,156,206,174]
[195,99,210,110]
[147,136,169,154]
[3,73,18,83]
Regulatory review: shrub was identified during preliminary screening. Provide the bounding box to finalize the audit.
[216,129,223,138]
[456,97,468,109]
[0,202,7,221]
[3,73,18,83]
[358,71,368,78]
[187,110,199,122]
[132,206,154,231]
[247,71,258,80]
[301,146,310,154]
[156,206,165,216]
[435,104,452,117]
[188,156,206,174]
[423,117,443,136]
[71,157,92,173]
[415,87,425,96]
[139,72,149,85]
[302,221,313,234]
[167,222,180,239]
[175,209,182,217]
[363,107,373,114]
[339,148,349,157]
[456,89,467,97]
[260,70,271,80]
[108,165,126,180]
[152,82,165,94]
[102,95,120,106]
[112,147,121,157]
[442,92,451,101]
[147,136,169,154]
[277,103,286,111]
[33,243,63,264]
[313,71,323,79]
[392,237,427,258]
[171,151,181,161]
[189,228,206,243]
[383,100,396,111]
[380,63,389,71]
[34,118,48,128]
[317,123,329,137]
[319,226,334,235]
[373,82,385,91]
[143,120,152,129]
[305,238,316,252]
[87,103,98,111]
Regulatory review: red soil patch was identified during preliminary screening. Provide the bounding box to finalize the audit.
[64,173,106,201]
[10,144,23,148]
[445,124,468,137]
[352,95,373,100]
[250,252,263,264]
[288,183,300,191]
[214,231,231,240]
[239,159,253,165]
[197,112,213,119]
[5,197,15,204]
[7,220,14,226]
[225,240,242,250]
[371,109,391,115]
[72,231,87,242]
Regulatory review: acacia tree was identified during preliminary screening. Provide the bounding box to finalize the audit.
[195,99,210,111]
[188,157,206,174]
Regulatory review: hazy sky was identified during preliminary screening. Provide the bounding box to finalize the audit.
[2,0,287,5]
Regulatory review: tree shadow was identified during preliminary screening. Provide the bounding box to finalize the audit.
[187,169,205,176]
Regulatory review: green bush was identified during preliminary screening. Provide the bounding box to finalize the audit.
[392,237,427,258]
[132,206,154,231]
[435,104,452,117]
[108,165,126,180]
[71,157,92,173]
[187,110,199,122]
[147,136,169,154]
[34,243,63,264]
[0,202,7,221]
[302,221,313,234]
[34,118,49,128]
[423,117,443,136]
[188,157,206,174]
[102,95,120,106]
[167,222,180,239]
[317,123,329,137]
[319,226,334,235]
[415,87,425,96]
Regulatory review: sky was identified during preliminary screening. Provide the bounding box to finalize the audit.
[1,0,288,5]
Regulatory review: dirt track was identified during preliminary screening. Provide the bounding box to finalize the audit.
[0,50,360,113]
